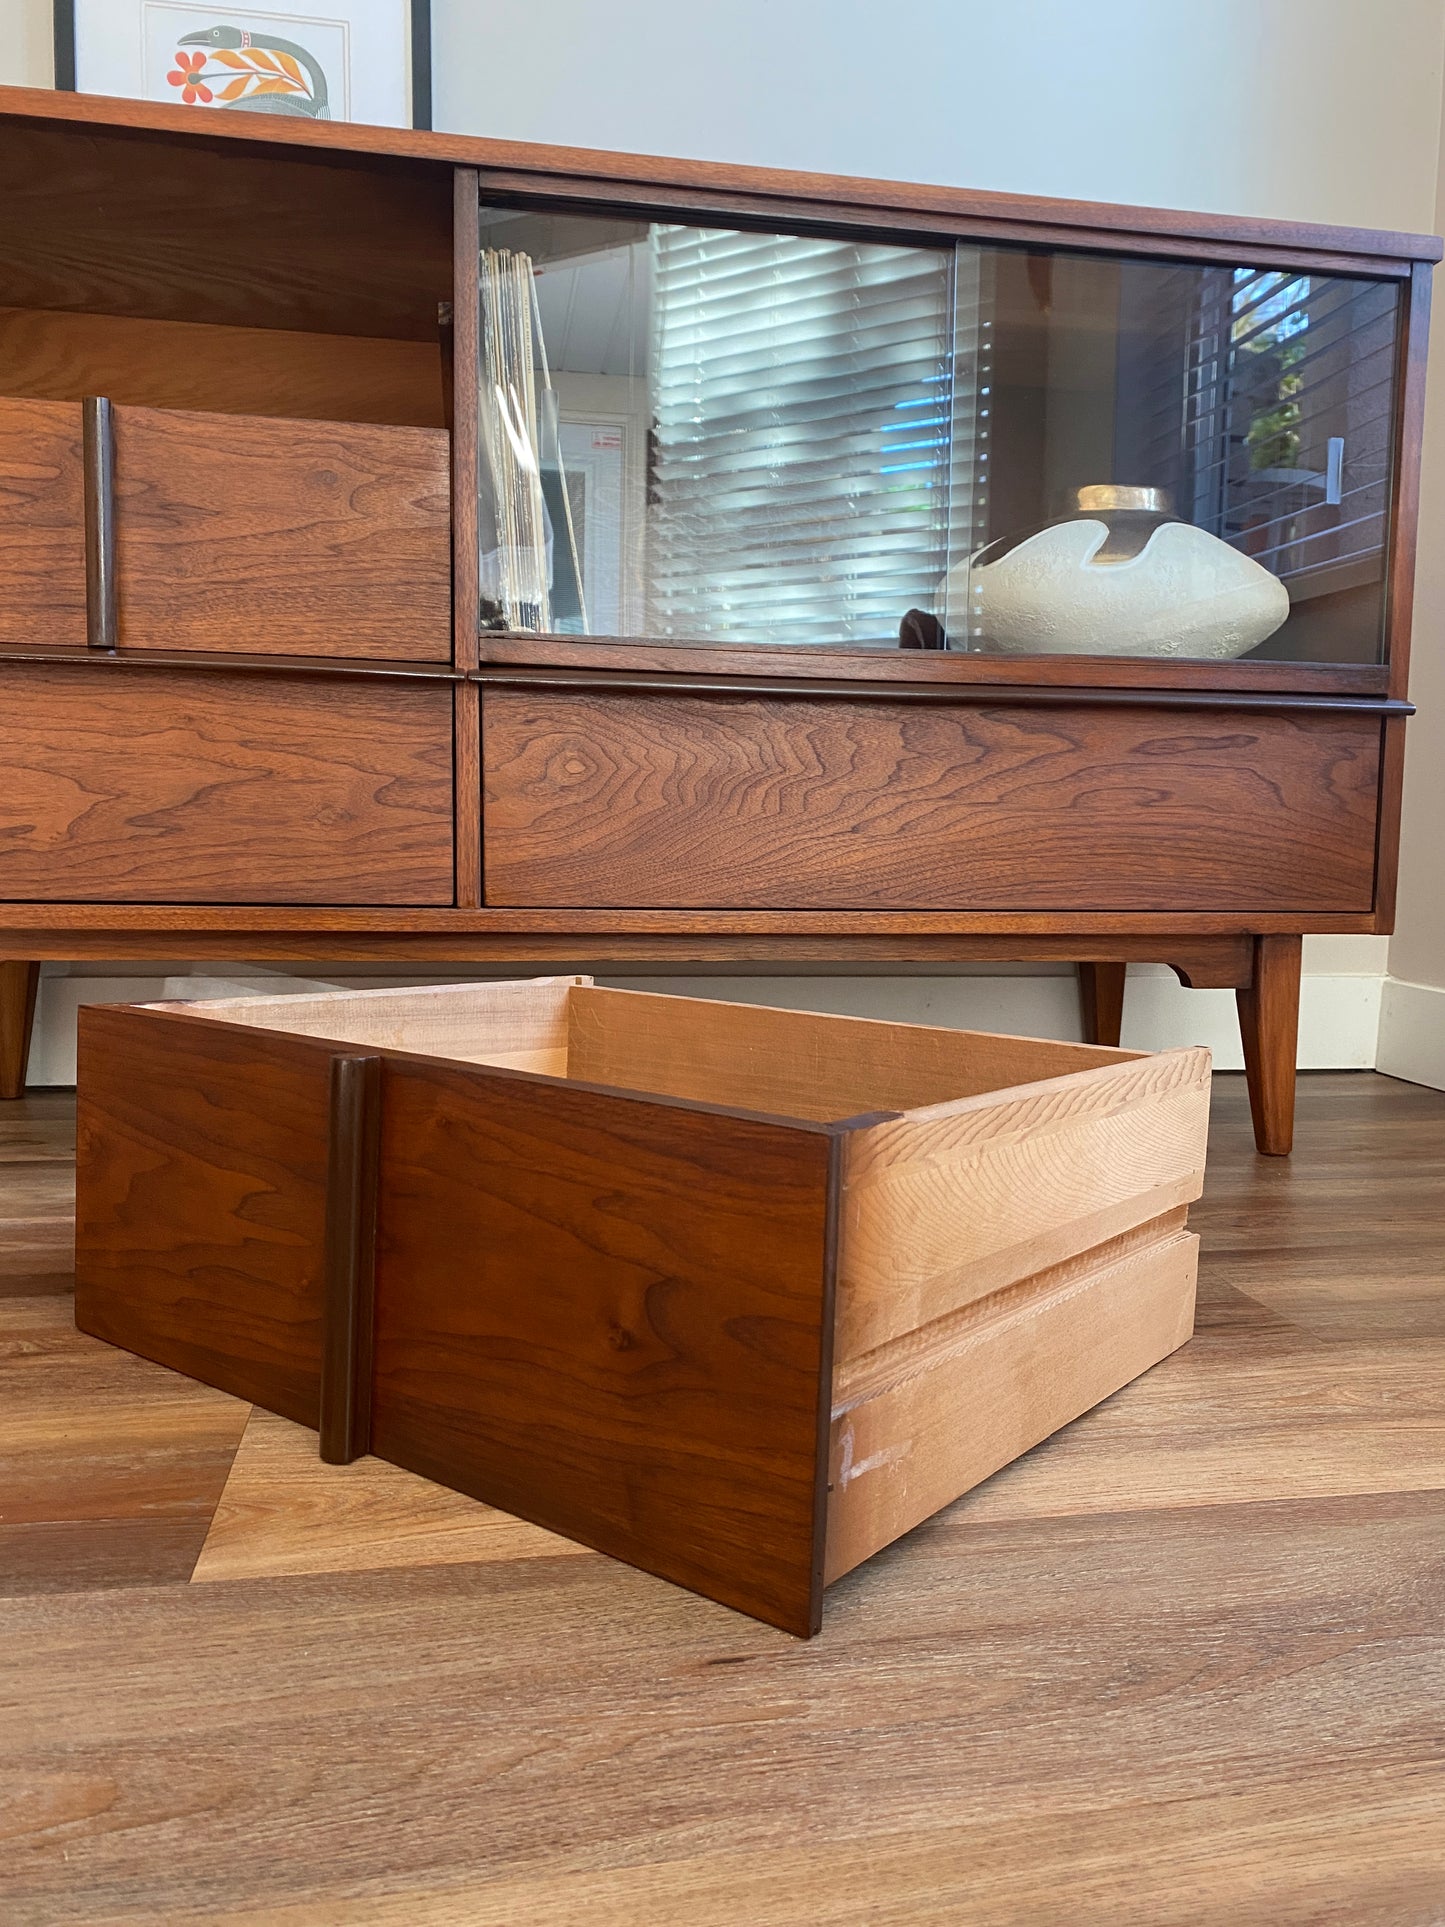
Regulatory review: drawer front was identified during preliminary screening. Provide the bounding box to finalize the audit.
[0,396,85,646]
[112,404,451,661]
[0,665,454,904]
[483,691,1381,913]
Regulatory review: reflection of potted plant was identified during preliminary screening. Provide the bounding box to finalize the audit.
[169,26,330,119]
[1241,333,1305,473]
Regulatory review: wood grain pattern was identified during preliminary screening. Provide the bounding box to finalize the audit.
[5,1072,1445,1919]
[475,664,1406,719]
[1078,960,1127,1046]
[0,395,85,645]
[567,983,1133,1119]
[451,171,481,677]
[2,85,1431,265]
[71,981,1202,1632]
[0,1091,72,1295]
[1236,934,1304,1157]
[835,1047,1211,1355]
[0,1293,249,1596]
[0,960,40,1099]
[482,692,1382,913]
[454,681,482,906]
[0,663,454,905]
[1384,261,1433,704]
[1373,714,1409,929]
[0,307,446,427]
[318,1054,381,1465]
[476,631,1394,698]
[111,404,451,661]
[161,975,585,1074]
[73,1005,337,1425]
[0,111,453,340]
[369,1054,838,1636]
[190,1408,584,1583]
[825,1219,1198,1582]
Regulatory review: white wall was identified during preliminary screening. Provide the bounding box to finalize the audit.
[6,0,1445,1076]
[0,0,50,87]
[434,0,1445,230]
[1380,24,1445,1093]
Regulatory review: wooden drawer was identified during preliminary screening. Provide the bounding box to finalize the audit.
[75,977,1208,1635]
[0,396,85,646]
[0,664,453,904]
[483,690,1382,913]
[110,404,450,661]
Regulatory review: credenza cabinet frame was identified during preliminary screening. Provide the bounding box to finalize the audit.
[0,85,1436,1154]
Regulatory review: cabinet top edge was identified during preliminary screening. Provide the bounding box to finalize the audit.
[0,84,1438,266]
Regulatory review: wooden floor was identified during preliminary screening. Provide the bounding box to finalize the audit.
[3,1072,1444,1925]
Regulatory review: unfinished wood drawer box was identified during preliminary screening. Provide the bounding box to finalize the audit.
[75,978,1210,1635]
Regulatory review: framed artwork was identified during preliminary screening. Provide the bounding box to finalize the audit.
[54,0,432,130]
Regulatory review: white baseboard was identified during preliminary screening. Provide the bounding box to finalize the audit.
[22,960,1389,1086]
[26,970,357,1086]
[604,966,1383,1071]
[1376,976,1445,1092]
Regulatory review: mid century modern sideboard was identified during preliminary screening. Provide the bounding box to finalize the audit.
[0,85,1435,1153]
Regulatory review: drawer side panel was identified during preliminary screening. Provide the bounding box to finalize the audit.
[824,1221,1199,1584]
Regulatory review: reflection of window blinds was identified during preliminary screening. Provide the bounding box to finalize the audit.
[1119,266,1398,591]
[646,228,973,645]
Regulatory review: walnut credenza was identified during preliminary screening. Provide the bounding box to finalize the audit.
[0,85,1434,1154]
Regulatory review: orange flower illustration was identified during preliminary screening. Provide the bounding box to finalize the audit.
[167,50,213,105]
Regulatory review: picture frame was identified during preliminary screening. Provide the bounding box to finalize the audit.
[53,0,432,131]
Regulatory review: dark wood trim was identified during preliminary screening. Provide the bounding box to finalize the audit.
[0,646,1394,707]
[453,681,481,908]
[472,172,1421,279]
[1078,962,1128,1047]
[0,925,1364,982]
[319,1053,382,1465]
[1386,263,1432,704]
[806,1130,845,1638]
[81,395,115,652]
[0,929,1359,969]
[0,646,462,683]
[476,634,1393,699]
[472,664,1411,718]
[1373,714,1409,930]
[1,85,1430,265]
[0,908,1374,941]
[1236,935,1303,1157]
[0,959,40,1099]
[451,168,480,674]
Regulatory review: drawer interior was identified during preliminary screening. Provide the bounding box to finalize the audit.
[164,975,1138,1120]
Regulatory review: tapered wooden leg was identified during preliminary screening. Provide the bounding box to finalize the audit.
[0,962,41,1100]
[1077,962,1127,1048]
[1235,936,1302,1157]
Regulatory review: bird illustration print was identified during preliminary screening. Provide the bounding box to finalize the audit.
[169,24,331,119]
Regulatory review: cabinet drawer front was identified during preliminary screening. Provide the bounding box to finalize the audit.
[0,665,454,905]
[483,692,1381,913]
[112,404,451,661]
[0,396,85,646]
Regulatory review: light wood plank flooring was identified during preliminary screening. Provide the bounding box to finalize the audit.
[2,1073,1443,1924]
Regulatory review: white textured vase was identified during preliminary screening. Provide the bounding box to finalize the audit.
[952,488,1291,660]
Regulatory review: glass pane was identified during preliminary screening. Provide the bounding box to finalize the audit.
[475,199,1400,664]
